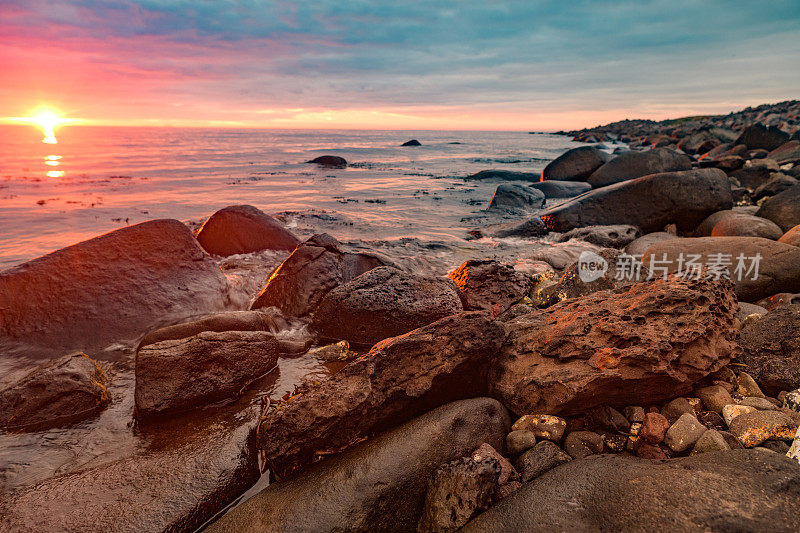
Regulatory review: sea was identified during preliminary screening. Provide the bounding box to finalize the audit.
[0,125,594,270]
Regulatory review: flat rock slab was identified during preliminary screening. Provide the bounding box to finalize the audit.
[539,169,732,234]
[490,276,738,416]
[641,236,800,302]
[257,312,506,476]
[209,398,510,533]
[0,219,230,358]
[0,409,259,533]
[461,450,800,532]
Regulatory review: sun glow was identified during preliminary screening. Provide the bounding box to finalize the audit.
[7,108,76,144]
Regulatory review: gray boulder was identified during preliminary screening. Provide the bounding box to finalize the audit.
[311,267,464,347]
[492,216,549,238]
[541,146,611,182]
[587,148,692,188]
[527,180,592,198]
[208,398,511,533]
[735,124,790,151]
[488,184,545,211]
[461,451,800,532]
[558,225,641,248]
[756,184,800,232]
[539,169,732,233]
[465,170,540,182]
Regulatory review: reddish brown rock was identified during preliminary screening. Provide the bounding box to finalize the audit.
[196,204,299,256]
[312,267,463,347]
[250,234,391,317]
[0,219,230,359]
[448,260,532,313]
[257,312,506,476]
[640,412,670,444]
[489,276,738,416]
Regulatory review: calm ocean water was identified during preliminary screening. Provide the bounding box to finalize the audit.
[0,125,585,269]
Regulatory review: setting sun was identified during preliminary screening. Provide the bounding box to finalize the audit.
[33,110,61,144]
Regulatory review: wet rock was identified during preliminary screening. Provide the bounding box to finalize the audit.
[207,398,510,533]
[739,305,800,394]
[559,224,641,248]
[196,205,299,256]
[250,234,391,317]
[778,224,800,247]
[138,309,287,348]
[664,413,707,452]
[306,340,355,362]
[490,276,737,416]
[0,353,110,431]
[311,267,463,347]
[541,146,612,182]
[640,412,670,444]
[417,456,500,533]
[257,312,506,476]
[306,155,347,167]
[447,260,532,313]
[461,450,800,532]
[624,231,680,256]
[527,180,592,198]
[691,429,730,454]
[734,124,790,151]
[511,414,567,442]
[642,237,800,302]
[696,385,734,414]
[563,431,604,459]
[756,184,800,232]
[491,216,549,238]
[623,406,645,423]
[487,184,545,211]
[722,404,757,427]
[0,409,260,533]
[586,148,692,188]
[465,170,540,182]
[401,139,422,146]
[729,410,798,447]
[505,430,536,456]
[540,169,732,234]
[135,330,279,419]
[515,441,572,482]
[0,219,229,359]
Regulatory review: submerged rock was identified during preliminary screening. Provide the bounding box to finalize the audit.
[250,234,392,317]
[196,205,299,256]
[461,451,800,532]
[487,184,545,211]
[540,169,732,233]
[135,330,279,419]
[0,353,110,431]
[306,155,347,167]
[311,267,464,347]
[587,147,692,188]
[257,312,506,476]
[208,398,510,533]
[447,260,533,313]
[490,276,738,416]
[541,146,611,182]
[401,139,422,146]
[0,219,230,358]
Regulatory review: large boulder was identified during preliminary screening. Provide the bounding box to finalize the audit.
[257,312,506,476]
[641,237,800,301]
[708,213,784,240]
[527,180,592,198]
[625,232,680,256]
[586,148,692,188]
[0,219,230,358]
[753,174,799,201]
[734,124,790,151]
[756,184,800,232]
[778,225,800,247]
[490,276,738,416]
[739,305,800,395]
[196,205,299,256]
[558,225,641,248]
[487,184,545,211]
[138,310,286,348]
[135,330,279,419]
[311,267,464,347]
[0,408,260,532]
[461,451,800,532]
[541,146,611,182]
[768,141,800,165]
[208,398,511,533]
[0,353,110,431]
[539,169,732,233]
[677,131,721,155]
[447,260,533,313]
[250,234,392,317]
[729,165,772,190]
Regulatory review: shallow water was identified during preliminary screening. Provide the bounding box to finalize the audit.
[0,125,591,268]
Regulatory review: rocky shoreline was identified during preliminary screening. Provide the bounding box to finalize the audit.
[2,100,800,531]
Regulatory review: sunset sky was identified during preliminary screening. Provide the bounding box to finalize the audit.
[1,0,799,130]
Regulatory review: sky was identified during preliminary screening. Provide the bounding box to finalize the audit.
[1,0,799,130]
